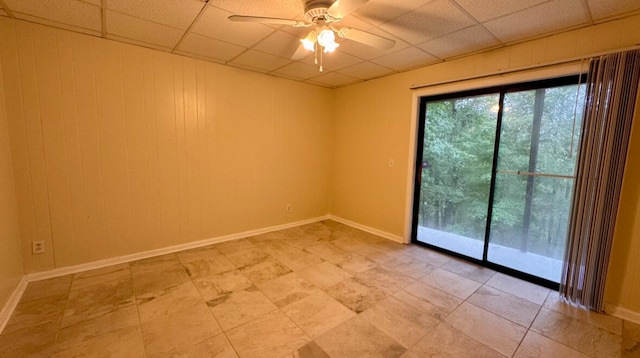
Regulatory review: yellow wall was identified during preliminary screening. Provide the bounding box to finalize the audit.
[0,55,24,308]
[606,88,640,314]
[0,17,334,273]
[332,14,640,313]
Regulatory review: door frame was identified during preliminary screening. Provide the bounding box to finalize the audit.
[408,74,586,290]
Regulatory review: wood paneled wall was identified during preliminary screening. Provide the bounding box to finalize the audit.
[0,18,334,273]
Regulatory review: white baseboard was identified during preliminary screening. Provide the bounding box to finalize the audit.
[328,215,405,244]
[26,215,330,283]
[0,275,28,334]
[605,304,640,325]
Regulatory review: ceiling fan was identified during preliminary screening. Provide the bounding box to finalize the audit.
[228,0,396,71]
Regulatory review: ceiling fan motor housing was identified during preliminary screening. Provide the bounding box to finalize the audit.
[303,0,334,22]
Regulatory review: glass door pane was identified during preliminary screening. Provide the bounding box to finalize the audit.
[415,94,499,259]
[488,84,584,282]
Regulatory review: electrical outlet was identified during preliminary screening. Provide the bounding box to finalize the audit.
[286,204,292,213]
[32,240,45,254]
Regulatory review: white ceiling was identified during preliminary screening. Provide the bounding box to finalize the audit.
[0,0,639,88]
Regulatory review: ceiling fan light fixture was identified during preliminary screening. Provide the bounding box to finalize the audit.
[317,28,339,53]
[301,30,317,52]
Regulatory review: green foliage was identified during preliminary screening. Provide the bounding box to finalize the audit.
[418,84,585,260]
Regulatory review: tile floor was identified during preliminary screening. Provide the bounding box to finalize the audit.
[1,220,639,357]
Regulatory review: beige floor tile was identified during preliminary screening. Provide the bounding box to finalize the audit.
[445,301,527,357]
[223,247,269,267]
[55,305,141,353]
[531,308,626,358]
[514,331,590,358]
[284,341,331,358]
[183,256,236,279]
[485,273,550,305]
[315,315,406,358]
[355,266,416,294]
[256,272,320,307]
[131,253,181,271]
[141,301,222,356]
[71,263,131,291]
[61,277,135,328]
[238,256,292,284]
[131,260,191,296]
[421,268,482,299]
[358,244,405,264]
[211,239,257,255]
[192,269,253,301]
[325,277,388,313]
[172,333,238,358]
[468,285,541,327]
[402,322,503,358]
[282,291,355,338]
[54,324,145,358]
[383,254,437,279]
[544,292,622,334]
[401,281,463,318]
[304,241,350,261]
[19,275,72,303]
[330,253,378,274]
[226,310,310,358]
[403,245,451,266]
[361,296,439,347]
[298,262,352,289]
[0,322,58,357]
[442,258,496,283]
[259,242,325,271]
[624,320,640,341]
[176,245,223,263]
[137,281,204,323]
[207,288,278,330]
[2,294,67,334]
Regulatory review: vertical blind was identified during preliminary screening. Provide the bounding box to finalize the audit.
[561,49,640,311]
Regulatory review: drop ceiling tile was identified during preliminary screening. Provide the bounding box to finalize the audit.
[107,0,204,30]
[212,0,302,20]
[303,50,363,72]
[372,46,439,70]
[354,0,433,26]
[588,0,640,21]
[191,6,275,48]
[379,0,476,45]
[9,13,102,36]
[107,34,172,52]
[177,33,246,62]
[307,72,360,87]
[253,30,303,59]
[483,0,591,43]
[337,28,410,60]
[338,61,395,79]
[454,0,548,22]
[5,0,101,32]
[419,24,500,59]
[229,49,292,72]
[273,62,321,80]
[106,10,184,49]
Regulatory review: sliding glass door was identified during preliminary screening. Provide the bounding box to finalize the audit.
[415,93,499,260]
[413,76,585,286]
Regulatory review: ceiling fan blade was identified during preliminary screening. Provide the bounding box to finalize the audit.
[336,27,395,50]
[291,43,309,60]
[228,15,308,27]
[326,0,368,19]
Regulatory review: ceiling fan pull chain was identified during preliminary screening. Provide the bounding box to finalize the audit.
[320,48,324,72]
